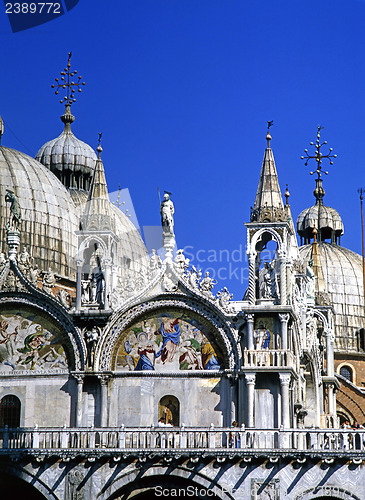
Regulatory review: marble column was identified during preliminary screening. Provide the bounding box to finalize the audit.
[245,373,256,428]
[103,258,112,310]
[279,373,291,428]
[246,314,255,351]
[325,329,335,377]
[248,252,257,305]
[278,313,290,350]
[74,375,84,427]
[279,252,287,306]
[75,258,84,310]
[99,376,110,427]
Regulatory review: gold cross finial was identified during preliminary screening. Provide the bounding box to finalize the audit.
[51,52,85,107]
[301,125,337,179]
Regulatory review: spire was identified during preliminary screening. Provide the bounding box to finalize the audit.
[82,134,114,231]
[250,122,285,223]
[0,116,4,145]
[51,52,85,133]
[311,227,326,293]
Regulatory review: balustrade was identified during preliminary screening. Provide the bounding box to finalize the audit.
[0,427,364,454]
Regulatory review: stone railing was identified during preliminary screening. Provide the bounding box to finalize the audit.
[243,349,294,368]
[0,427,364,456]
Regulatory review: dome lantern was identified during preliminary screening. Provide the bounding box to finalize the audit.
[297,126,343,245]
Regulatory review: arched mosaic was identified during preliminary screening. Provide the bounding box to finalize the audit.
[0,304,69,372]
[113,309,225,372]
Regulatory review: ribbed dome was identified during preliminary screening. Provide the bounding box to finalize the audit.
[297,203,344,244]
[35,121,97,191]
[299,242,364,351]
[0,146,79,279]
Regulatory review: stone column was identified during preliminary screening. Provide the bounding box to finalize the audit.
[74,375,84,427]
[279,251,287,305]
[75,258,84,310]
[325,329,335,377]
[103,258,112,310]
[246,314,254,351]
[279,373,291,428]
[278,313,289,350]
[99,376,110,427]
[248,252,257,305]
[245,373,256,428]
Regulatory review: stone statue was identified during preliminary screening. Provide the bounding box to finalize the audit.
[174,249,189,274]
[160,192,174,234]
[199,271,217,298]
[85,326,100,368]
[5,189,21,231]
[259,262,278,299]
[149,249,162,274]
[187,266,202,289]
[42,268,58,295]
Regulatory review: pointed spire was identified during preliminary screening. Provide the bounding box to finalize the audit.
[250,122,285,223]
[311,226,326,293]
[0,116,4,145]
[82,134,114,231]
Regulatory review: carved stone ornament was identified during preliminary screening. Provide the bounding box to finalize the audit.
[199,271,217,299]
[173,249,189,274]
[163,272,178,292]
[215,287,234,313]
[315,290,331,306]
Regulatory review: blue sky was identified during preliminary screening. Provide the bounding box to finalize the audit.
[0,0,364,298]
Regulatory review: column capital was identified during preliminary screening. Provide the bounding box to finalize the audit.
[75,258,84,268]
[278,313,290,323]
[72,373,84,383]
[245,373,256,385]
[98,374,112,385]
[279,373,291,386]
[245,313,254,323]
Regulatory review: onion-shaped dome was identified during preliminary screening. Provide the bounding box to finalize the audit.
[297,204,344,244]
[299,243,364,352]
[35,107,96,191]
[0,145,79,280]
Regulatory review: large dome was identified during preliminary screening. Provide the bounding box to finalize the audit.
[0,146,79,280]
[299,242,364,351]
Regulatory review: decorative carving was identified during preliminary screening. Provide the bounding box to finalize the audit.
[199,271,217,299]
[293,258,306,274]
[42,268,58,295]
[163,273,178,292]
[174,249,189,274]
[305,308,317,351]
[65,467,85,500]
[316,290,331,306]
[57,289,71,309]
[216,287,233,313]
[186,266,202,289]
[149,249,162,276]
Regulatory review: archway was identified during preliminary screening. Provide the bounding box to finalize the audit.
[158,395,180,426]
[0,472,47,499]
[0,395,21,427]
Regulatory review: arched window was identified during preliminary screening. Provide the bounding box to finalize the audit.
[340,365,353,382]
[158,395,180,426]
[0,395,21,427]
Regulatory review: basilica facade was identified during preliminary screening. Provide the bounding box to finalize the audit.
[0,58,364,500]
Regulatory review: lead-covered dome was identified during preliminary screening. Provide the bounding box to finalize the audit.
[35,107,96,191]
[0,146,79,280]
[299,242,364,351]
[297,204,344,243]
